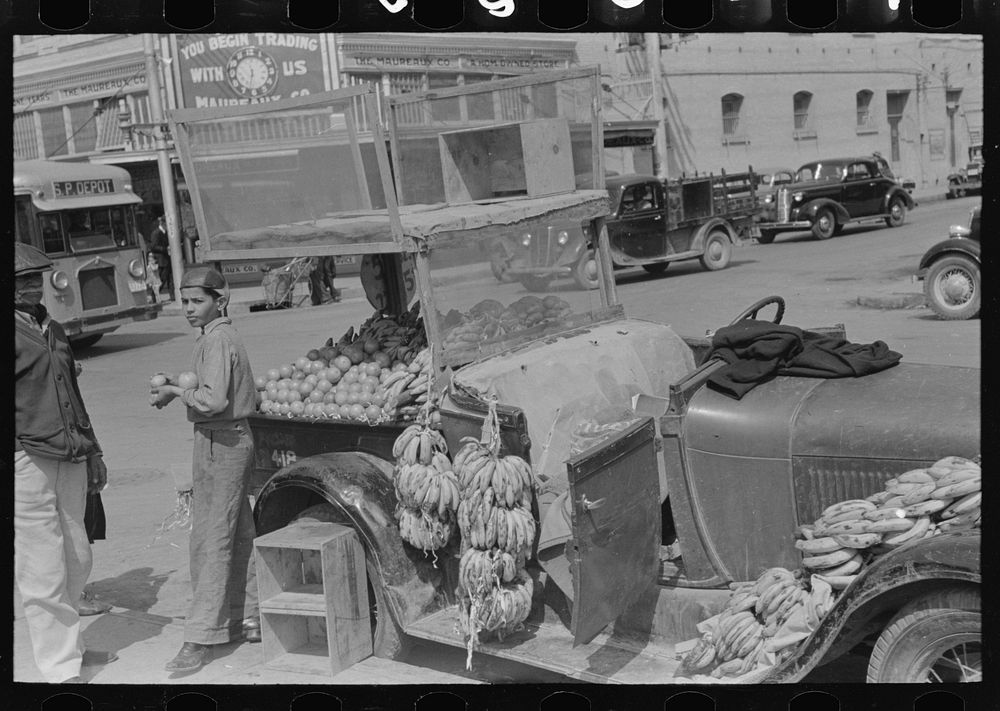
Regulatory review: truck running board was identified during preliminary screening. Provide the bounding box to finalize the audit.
[404,605,683,684]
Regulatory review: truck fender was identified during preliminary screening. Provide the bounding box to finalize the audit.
[690,217,737,252]
[253,451,446,631]
[765,532,980,682]
[918,239,981,273]
[883,187,916,210]
[800,199,851,225]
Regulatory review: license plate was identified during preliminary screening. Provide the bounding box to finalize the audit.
[128,278,147,292]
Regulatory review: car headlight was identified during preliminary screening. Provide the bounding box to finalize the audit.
[763,194,773,204]
[792,192,804,202]
[50,270,70,290]
[556,230,569,245]
[128,258,146,278]
[521,233,532,247]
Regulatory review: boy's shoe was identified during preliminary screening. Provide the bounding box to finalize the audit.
[79,591,112,616]
[165,642,212,672]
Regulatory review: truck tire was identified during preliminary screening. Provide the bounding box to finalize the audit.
[291,504,410,660]
[811,208,837,240]
[757,230,777,245]
[521,276,552,293]
[699,230,732,271]
[642,262,669,275]
[866,587,981,683]
[884,196,907,228]
[923,255,980,320]
[573,250,600,290]
[69,334,104,349]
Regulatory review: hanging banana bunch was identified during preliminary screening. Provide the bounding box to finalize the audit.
[454,398,539,670]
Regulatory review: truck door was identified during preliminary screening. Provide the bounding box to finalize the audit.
[607,183,667,260]
[566,417,661,646]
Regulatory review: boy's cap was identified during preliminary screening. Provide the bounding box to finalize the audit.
[181,266,230,302]
[15,242,54,276]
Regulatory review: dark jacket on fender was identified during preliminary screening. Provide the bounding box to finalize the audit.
[15,306,102,462]
[707,320,902,399]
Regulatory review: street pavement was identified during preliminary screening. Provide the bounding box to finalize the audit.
[12,186,977,689]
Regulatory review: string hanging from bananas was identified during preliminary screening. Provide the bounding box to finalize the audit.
[453,397,538,669]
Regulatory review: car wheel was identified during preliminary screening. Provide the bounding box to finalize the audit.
[884,197,907,227]
[699,230,732,271]
[756,230,777,245]
[521,275,552,293]
[924,255,980,320]
[642,262,669,275]
[867,587,981,683]
[291,504,409,660]
[573,250,600,290]
[811,208,836,240]
[69,334,104,350]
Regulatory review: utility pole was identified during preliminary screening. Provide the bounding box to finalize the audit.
[645,33,669,180]
[143,33,184,304]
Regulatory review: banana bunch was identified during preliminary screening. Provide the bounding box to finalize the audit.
[710,611,766,676]
[927,457,981,533]
[384,349,433,409]
[395,461,461,517]
[395,503,456,552]
[392,422,448,465]
[455,452,534,510]
[458,488,537,555]
[678,633,718,675]
[459,547,519,593]
[465,571,533,637]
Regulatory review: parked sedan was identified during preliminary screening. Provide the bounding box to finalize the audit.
[916,206,980,320]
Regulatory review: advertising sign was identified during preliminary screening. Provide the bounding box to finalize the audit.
[174,33,329,108]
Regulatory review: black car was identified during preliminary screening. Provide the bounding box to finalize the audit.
[757,154,916,243]
[916,206,980,320]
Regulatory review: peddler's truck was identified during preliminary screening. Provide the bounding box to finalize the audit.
[169,69,981,685]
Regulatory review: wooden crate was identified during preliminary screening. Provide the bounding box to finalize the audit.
[254,522,372,676]
[438,118,575,203]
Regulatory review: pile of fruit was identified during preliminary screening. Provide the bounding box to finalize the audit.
[391,422,459,554]
[794,455,981,585]
[680,454,981,680]
[453,401,538,669]
[254,307,429,423]
[441,296,573,352]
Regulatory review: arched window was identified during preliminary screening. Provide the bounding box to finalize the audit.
[793,91,813,131]
[721,93,743,137]
[856,89,875,129]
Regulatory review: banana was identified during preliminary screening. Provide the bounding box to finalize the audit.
[496,507,508,550]
[863,506,908,522]
[472,501,486,549]
[816,552,863,577]
[392,428,415,458]
[478,460,497,495]
[882,515,930,547]
[801,547,856,570]
[417,432,431,465]
[403,435,420,466]
[718,611,755,650]
[423,476,440,512]
[727,618,763,660]
[460,453,489,490]
[900,482,937,506]
[795,536,843,555]
[897,469,935,484]
[772,588,805,626]
[865,490,894,505]
[821,500,876,519]
[750,568,796,596]
[936,510,980,532]
[431,451,452,474]
[886,481,930,497]
[437,476,450,518]
[727,592,759,614]
[879,495,906,509]
[930,456,977,476]
[902,498,951,517]
[832,532,883,549]
[713,658,745,678]
[734,623,764,660]
[822,519,877,536]
[413,468,432,505]
[504,507,518,555]
[485,506,498,548]
[931,476,981,500]
[818,574,858,591]
[756,578,796,617]
[865,516,916,534]
[941,491,982,519]
[765,581,801,618]
[822,507,872,525]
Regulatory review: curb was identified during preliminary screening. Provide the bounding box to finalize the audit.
[853,292,927,310]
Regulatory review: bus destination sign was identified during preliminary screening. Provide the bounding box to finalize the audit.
[52,179,116,198]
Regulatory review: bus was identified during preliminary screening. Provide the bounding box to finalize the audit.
[14,159,163,348]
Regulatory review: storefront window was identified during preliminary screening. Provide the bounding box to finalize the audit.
[39,107,69,157]
[68,101,99,153]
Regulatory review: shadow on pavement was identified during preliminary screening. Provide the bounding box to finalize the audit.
[88,566,172,614]
[79,331,187,356]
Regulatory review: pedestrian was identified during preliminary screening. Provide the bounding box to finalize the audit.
[149,266,261,673]
[308,256,340,306]
[14,242,118,683]
[150,215,173,297]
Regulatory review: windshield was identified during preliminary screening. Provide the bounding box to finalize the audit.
[795,162,845,181]
[38,206,136,254]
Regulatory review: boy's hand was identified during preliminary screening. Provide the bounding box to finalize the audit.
[87,454,107,494]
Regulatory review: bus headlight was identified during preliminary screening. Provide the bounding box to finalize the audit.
[763,194,773,204]
[128,258,146,278]
[792,192,804,202]
[521,233,532,246]
[556,230,570,245]
[50,270,70,290]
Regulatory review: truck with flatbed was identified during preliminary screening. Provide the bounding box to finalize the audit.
[169,71,981,686]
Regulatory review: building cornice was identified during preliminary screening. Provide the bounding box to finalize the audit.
[336,33,577,58]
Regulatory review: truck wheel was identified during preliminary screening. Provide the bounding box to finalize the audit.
[757,230,777,245]
[884,197,907,228]
[642,262,669,275]
[811,208,837,240]
[573,250,600,290]
[866,587,981,683]
[291,504,410,660]
[69,334,104,349]
[521,276,552,293]
[924,255,980,320]
[699,230,732,271]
